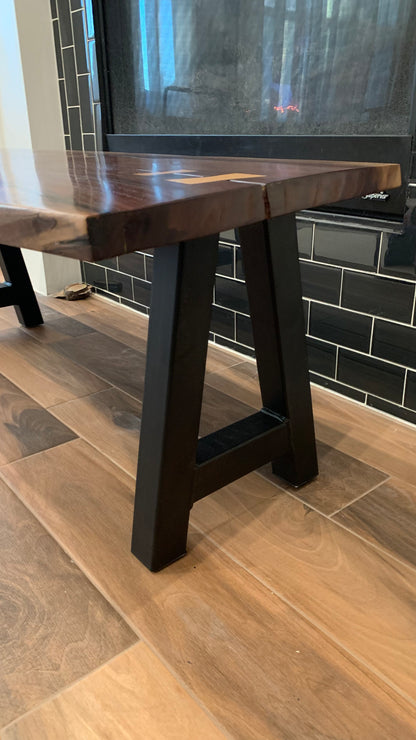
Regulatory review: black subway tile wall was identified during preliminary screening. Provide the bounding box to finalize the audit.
[211,305,235,341]
[132,278,152,308]
[118,253,146,280]
[306,337,337,377]
[216,245,234,277]
[215,275,249,314]
[338,349,405,404]
[372,321,416,370]
[236,314,253,348]
[51,3,416,425]
[106,270,133,301]
[51,0,99,151]
[310,303,372,353]
[405,372,416,411]
[309,373,366,403]
[297,221,313,259]
[313,224,379,271]
[341,271,414,322]
[300,261,342,304]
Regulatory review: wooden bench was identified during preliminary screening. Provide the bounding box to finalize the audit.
[0,149,401,570]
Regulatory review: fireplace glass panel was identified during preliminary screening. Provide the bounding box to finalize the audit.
[102,0,416,137]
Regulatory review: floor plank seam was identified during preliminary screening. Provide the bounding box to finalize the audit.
[0,642,140,734]
[252,467,416,576]
[328,477,392,517]
[190,520,416,714]
[0,361,109,414]
[0,437,80,471]
[0,472,232,740]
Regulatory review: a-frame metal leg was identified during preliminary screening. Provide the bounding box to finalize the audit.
[131,235,219,571]
[239,214,318,486]
[0,245,43,327]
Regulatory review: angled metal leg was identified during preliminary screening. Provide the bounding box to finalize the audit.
[131,235,219,571]
[239,214,318,486]
[0,245,43,327]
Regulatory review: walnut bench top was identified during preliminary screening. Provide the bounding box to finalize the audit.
[0,150,401,262]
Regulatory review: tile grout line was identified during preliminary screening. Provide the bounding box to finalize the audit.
[401,368,409,407]
[0,642,139,734]
[54,3,73,146]
[0,470,232,740]
[328,477,391,517]
[305,294,416,329]
[299,254,416,285]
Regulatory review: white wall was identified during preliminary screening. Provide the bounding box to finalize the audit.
[0,0,81,294]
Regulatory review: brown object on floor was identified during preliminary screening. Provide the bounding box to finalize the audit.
[55,282,91,300]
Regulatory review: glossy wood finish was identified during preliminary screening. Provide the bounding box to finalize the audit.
[0,150,400,260]
[4,643,226,740]
[3,439,416,739]
[0,476,136,726]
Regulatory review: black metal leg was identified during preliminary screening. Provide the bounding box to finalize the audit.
[131,235,219,571]
[239,214,318,486]
[0,245,43,327]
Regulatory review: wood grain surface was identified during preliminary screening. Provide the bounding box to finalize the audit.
[2,439,416,739]
[205,360,262,408]
[75,302,149,352]
[3,643,226,740]
[311,385,416,486]
[22,315,95,344]
[334,477,416,569]
[0,374,76,463]
[0,150,400,260]
[53,331,146,399]
[0,476,136,727]
[190,472,416,703]
[0,328,108,407]
[51,387,141,477]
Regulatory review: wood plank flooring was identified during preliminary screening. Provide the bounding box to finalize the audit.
[4,644,226,740]
[1,293,416,738]
[0,477,136,727]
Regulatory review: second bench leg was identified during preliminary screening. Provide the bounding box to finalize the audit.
[239,214,318,486]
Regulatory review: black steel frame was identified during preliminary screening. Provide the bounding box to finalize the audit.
[131,213,318,571]
[0,246,43,327]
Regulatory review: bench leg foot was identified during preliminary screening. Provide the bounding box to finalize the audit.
[131,235,219,571]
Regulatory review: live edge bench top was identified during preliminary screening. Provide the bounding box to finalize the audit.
[0,149,400,262]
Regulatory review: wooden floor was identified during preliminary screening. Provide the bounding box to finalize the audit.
[1,294,416,739]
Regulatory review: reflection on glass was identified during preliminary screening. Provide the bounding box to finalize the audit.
[103,0,416,136]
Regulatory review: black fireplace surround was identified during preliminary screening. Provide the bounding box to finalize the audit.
[50,0,416,424]
[94,0,416,218]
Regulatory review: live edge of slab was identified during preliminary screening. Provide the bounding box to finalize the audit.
[0,149,401,262]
